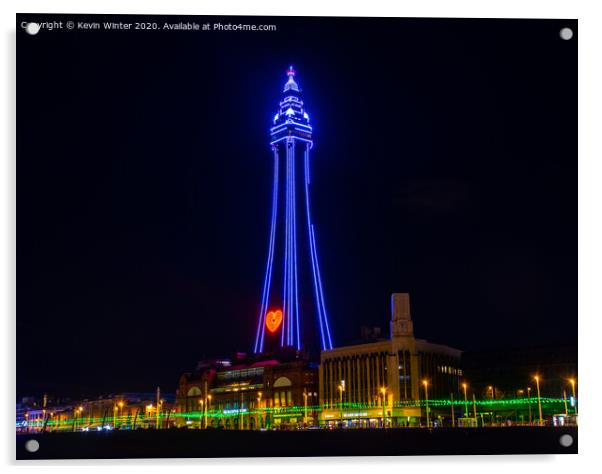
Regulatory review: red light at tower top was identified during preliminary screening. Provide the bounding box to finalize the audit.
[287,65,296,76]
[265,309,283,333]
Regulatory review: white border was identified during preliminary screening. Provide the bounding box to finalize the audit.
[2,1,599,473]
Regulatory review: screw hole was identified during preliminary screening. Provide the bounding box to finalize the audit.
[559,27,573,41]
[25,439,40,453]
[559,434,573,447]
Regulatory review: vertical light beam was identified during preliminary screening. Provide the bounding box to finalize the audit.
[304,146,327,350]
[254,149,280,353]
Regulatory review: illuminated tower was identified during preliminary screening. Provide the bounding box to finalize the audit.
[253,66,334,353]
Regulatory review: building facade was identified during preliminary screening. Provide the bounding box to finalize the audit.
[319,293,462,427]
[175,349,319,430]
[17,392,175,433]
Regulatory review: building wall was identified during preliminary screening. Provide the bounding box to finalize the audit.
[175,352,319,430]
[319,293,462,427]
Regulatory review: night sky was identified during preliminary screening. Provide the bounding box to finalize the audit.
[17,15,577,398]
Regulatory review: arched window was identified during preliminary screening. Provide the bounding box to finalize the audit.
[187,386,202,397]
[273,376,292,388]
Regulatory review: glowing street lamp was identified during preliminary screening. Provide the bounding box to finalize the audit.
[527,387,532,425]
[198,399,204,429]
[302,389,308,426]
[257,392,263,430]
[422,380,430,428]
[338,382,345,426]
[207,395,212,428]
[73,407,82,432]
[462,383,469,418]
[569,378,577,415]
[534,376,543,426]
[157,399,164,431]
[77,406,84,430]
[117,401,124,428]
[380,387,387,429]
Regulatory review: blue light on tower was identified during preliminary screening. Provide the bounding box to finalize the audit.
[254,66,334,353]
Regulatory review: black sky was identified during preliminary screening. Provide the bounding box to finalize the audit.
[17,15,577,398]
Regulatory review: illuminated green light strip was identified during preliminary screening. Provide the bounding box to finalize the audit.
[20,397,571,429]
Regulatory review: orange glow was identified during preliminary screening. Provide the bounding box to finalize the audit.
[265,309,283,333]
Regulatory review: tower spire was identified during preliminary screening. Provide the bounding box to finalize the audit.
[283,65,299,93]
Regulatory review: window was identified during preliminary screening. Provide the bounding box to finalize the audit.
[274,376,292,388]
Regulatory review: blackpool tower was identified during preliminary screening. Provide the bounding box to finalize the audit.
[253,66,334,354]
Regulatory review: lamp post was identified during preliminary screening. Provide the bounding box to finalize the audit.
[450,392,455,427]
[118,401,124,429]
[146,404,153,429]
[303,389,308,427]
[207,395,212,428]
[534,376,543,426]
[73,407,82,432]
[380,387,387,429]
[422,380,429,428]
[338,383,345,427]
[257,392,263,430]
[527,387,532,425]
[78,406,84,431]
[157,399,163,431]
[517,390,524,425]
[569,378,577,415]
[488,385,495,426]
[198,399,204,429]
[462,383,469,418]
[113,404,118,430]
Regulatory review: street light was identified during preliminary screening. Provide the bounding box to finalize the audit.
[527,387,532,425]
[534,376,543,426]
[422,380,430,428]
[117,401,124,429]
[77,406,84,431]
[257,392,263,430]
[338,383,345,427]
[207,395,212,428]
[462,383,469,418]
[158,399,164,430]
[73,407,81,432]
[380,387,387,429]
[569,378,577,415]
[198,399,204,429]
[488,385,495,426]
[302,389,308,427]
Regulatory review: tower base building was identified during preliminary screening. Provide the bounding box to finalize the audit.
[319,293,462,428]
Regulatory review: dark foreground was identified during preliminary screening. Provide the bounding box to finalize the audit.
[16,426,577,459]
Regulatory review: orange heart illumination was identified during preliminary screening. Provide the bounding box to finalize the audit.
[266,309,283,333]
